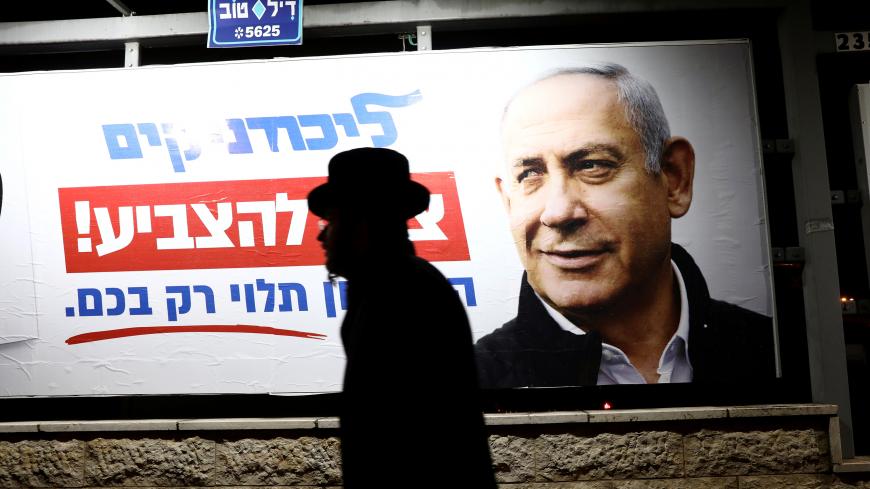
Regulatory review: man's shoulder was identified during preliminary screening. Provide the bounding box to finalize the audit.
[475,316,524,351]
[473,285,564,353]
[473,292,603,388]
[672,243,777,380]
[707,298,771,326]
[473,316,524,389]
[475,274,553,352]
[702,298,774,352]
[673,243,773,338]
[692,297,776,381]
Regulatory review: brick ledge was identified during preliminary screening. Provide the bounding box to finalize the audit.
[0,403,837,434]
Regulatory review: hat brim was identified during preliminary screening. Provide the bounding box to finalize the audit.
[308,180,430,220]
[307,183,333,219]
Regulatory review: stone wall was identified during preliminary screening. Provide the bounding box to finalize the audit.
[0,405,868,488]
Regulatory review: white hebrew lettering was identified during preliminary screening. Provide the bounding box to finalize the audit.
[95,206,135,256]
[237,200,277,246]
[237,221,255,247]
[218,3,232,19]
[275,193,308,245]
[75,200,92,253]
[135,206,152,233]
[154,204,195,250]
[409,194,447,241]
[192,202,234,248]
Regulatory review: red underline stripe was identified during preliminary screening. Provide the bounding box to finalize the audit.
[65,325,327,345]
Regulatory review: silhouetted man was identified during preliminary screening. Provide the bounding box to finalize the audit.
[308,147,496,489]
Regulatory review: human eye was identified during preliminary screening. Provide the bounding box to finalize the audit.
[516,167,544,183]
[511,157,546,185]
[573,159,617,181]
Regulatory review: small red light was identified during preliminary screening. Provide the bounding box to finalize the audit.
[603,401,612,410]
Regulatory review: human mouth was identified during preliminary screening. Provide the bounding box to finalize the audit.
[540,247,610,269]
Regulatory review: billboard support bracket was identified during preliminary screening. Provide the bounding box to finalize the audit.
[416,25,431,51]
[124,41,139,68]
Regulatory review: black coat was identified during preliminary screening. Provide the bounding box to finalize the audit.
[339,254,496,489]
[474,243,776,388]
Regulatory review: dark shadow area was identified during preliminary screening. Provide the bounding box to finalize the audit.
[810,0,870,31]
[0,50,125,73]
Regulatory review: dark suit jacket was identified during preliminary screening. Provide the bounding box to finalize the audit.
[474,243,776,388]
[340,254,496,489]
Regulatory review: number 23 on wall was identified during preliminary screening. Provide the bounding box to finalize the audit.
[836,32,870,52]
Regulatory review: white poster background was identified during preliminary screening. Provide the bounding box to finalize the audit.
[0,41,773,396]
[0,114,38,345]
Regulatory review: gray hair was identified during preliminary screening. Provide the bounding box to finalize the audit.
[507,63,671,174]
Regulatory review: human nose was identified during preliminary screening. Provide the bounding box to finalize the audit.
[539,176,588,228]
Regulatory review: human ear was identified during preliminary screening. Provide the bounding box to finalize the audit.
[661,137,695,218]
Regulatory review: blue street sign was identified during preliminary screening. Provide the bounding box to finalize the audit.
[208,0,303,48]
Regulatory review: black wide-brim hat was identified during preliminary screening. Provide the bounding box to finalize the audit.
[307,147,430,220]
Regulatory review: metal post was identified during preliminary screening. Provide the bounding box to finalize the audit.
[778,0,855,458]
[124,41,139,68]
[105,0,134,17]
[416,24,432,51]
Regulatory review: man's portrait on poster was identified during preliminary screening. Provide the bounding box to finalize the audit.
[474,63,777,388]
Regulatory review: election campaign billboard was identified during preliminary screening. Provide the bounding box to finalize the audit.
[0,40,776,396]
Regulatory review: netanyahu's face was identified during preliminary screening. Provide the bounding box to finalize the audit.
[497,74,674,314]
